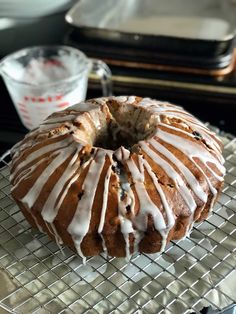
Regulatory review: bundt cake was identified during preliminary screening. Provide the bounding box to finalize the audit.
[10,96,225,262]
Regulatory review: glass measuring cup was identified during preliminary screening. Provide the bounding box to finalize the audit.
[0,46,112,129]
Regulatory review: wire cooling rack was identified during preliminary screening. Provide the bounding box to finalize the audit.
[0,130,235,314]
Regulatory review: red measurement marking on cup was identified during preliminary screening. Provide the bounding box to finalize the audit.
[57,102,69,108]
[55,95,63,101]
[19,107,29,114]
[18,102,26,108]
[23,95,63,103]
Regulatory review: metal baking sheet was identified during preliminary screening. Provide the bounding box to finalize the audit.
[66,0,235,57]
[0,127,235,313]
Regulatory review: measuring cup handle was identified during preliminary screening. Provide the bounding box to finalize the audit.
[89,59,113,96]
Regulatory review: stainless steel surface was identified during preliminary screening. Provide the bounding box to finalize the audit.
[66,0,235,40]
[0,129,236,313]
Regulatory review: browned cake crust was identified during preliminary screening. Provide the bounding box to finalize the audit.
[10,96,225,261]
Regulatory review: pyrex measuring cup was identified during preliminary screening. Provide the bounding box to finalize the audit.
[0,45,112,129]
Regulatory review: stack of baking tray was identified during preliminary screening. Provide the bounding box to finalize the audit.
[65,0,236,73]
[64,0,236,134]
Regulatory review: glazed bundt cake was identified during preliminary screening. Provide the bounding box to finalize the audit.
[10,96,225,261]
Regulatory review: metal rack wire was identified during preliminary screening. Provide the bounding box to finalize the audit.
[0,131,235,314]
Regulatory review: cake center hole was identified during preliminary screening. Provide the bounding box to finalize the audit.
[94,106,157,150]
[94,122,138,150]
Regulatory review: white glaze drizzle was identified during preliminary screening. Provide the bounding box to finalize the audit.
[140,141,196,212]
[43,114,77,124]
[142,158,175,251]
[48,222,63,245]
[185,221,194,238]
[31,213,44,233]
[119,217,134,260]
[67,149,106,263]
[28,122,70,140]
[142,159,175,228]
[21,145,75,208]
[118,181,136,259]
[110,96,128,103]
[152,125,224,228]
[156,128,225,179]
[98,160,113,253]
[114,146,130,162]
[70,101,99,112]
[114,146,140,257]
[41,147,82,223]
[126,96,136,104]
[148,138,208,203]
[126,156,167,237]
[138,97,222,160]
[12,137,73,181]
[154,124,218,196]
[12,157,47,189]
[158,121,223,163]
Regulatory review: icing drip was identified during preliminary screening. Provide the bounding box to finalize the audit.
[67,149,107,263]
[46,222,63,246]
[114,146,130,162]
[159,122,223,164]
[41,147,82,223]
[11,137,73,181]
[111,96,128,103]
[31,213,44,233]
[44,222,65,256]
[43,114,77,124]
[113,146,141,257]
[140,142,197,212]
[119,217,134,260]
[126,156,167,249]
[98,161,113,253]
[137,98,222,160]
[148,138,208,203]
[52,158,92,216]
[118,183,135,259]
[21,145,75,208]
[156,124,218,197]
[70,101,99,112]
[28,122,70,139]
[156,129,225,179]
[126,96,136,104]
[152,127,225,226]
[86,110,104,130]
[142,159,175,228]
[142,158,175,252]
[12,157,47,189]
[185,222,194,238]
